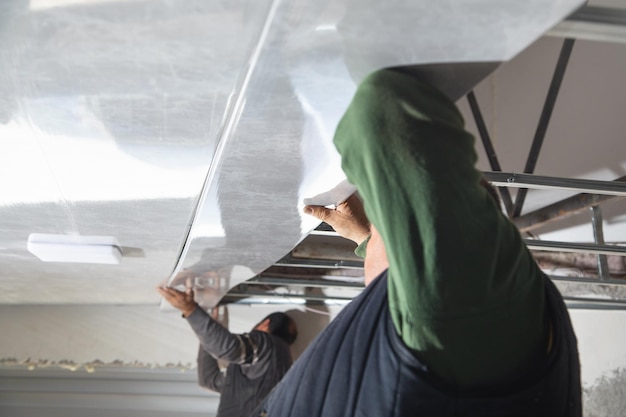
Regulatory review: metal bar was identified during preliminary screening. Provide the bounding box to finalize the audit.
[513,38,576,217]
[274,255,364,269]
[525,239,626,256]
[225,290,355,302]
[466,91,515,216]
[247,276,364,288]
[549,274,626,286]
[483,172,626,196]
[565,298,626,310]
[548,6,626,44]
[591,206,611,280]
[563,296,626,307]
[565,6,626,26]
[227,298,351,306]
[513,177,626,232]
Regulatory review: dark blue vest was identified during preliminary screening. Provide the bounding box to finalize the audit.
[256,271,581,417]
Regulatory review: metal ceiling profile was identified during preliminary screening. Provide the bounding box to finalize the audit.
[548,5,626,44]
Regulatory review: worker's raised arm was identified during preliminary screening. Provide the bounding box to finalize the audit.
[157,286,250,363]
[332,68,546,385]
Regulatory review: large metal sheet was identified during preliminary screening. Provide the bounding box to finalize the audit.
[0,0,584,305]
[171,0,585,308]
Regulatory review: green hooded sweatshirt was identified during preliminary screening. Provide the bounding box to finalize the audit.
[334,68,547,387]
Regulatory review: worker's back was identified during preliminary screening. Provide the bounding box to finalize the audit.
[256,272,581,417]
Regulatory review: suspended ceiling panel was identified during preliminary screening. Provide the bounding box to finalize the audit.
[0,0,584,304]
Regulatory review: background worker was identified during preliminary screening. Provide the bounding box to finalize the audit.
[158,286,297,417]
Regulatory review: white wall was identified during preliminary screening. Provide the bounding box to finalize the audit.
[2,304,626,417]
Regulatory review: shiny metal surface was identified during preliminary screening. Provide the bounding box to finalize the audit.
[0,0,584,305]
[0,0,270,303]
[168,0,585,307]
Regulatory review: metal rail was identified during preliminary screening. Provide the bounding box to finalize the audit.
[525,239,626,256]
[247,276,364,288]
[274,255,364,269]
[564,297,626,310]
[483,172,626,196]
[549,6,626,44]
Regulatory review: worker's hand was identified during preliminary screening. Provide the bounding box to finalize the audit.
[304,194,370,245]
[157,286,198,317]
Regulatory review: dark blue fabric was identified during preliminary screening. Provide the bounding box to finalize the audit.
[256,271,581,417]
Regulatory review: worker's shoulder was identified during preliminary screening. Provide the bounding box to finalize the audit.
[243,331,292,368]
[247,330,281,349]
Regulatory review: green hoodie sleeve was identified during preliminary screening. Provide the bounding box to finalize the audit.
[333,68,547,386]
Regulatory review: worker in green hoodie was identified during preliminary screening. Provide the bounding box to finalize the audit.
[256,67,581,417]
